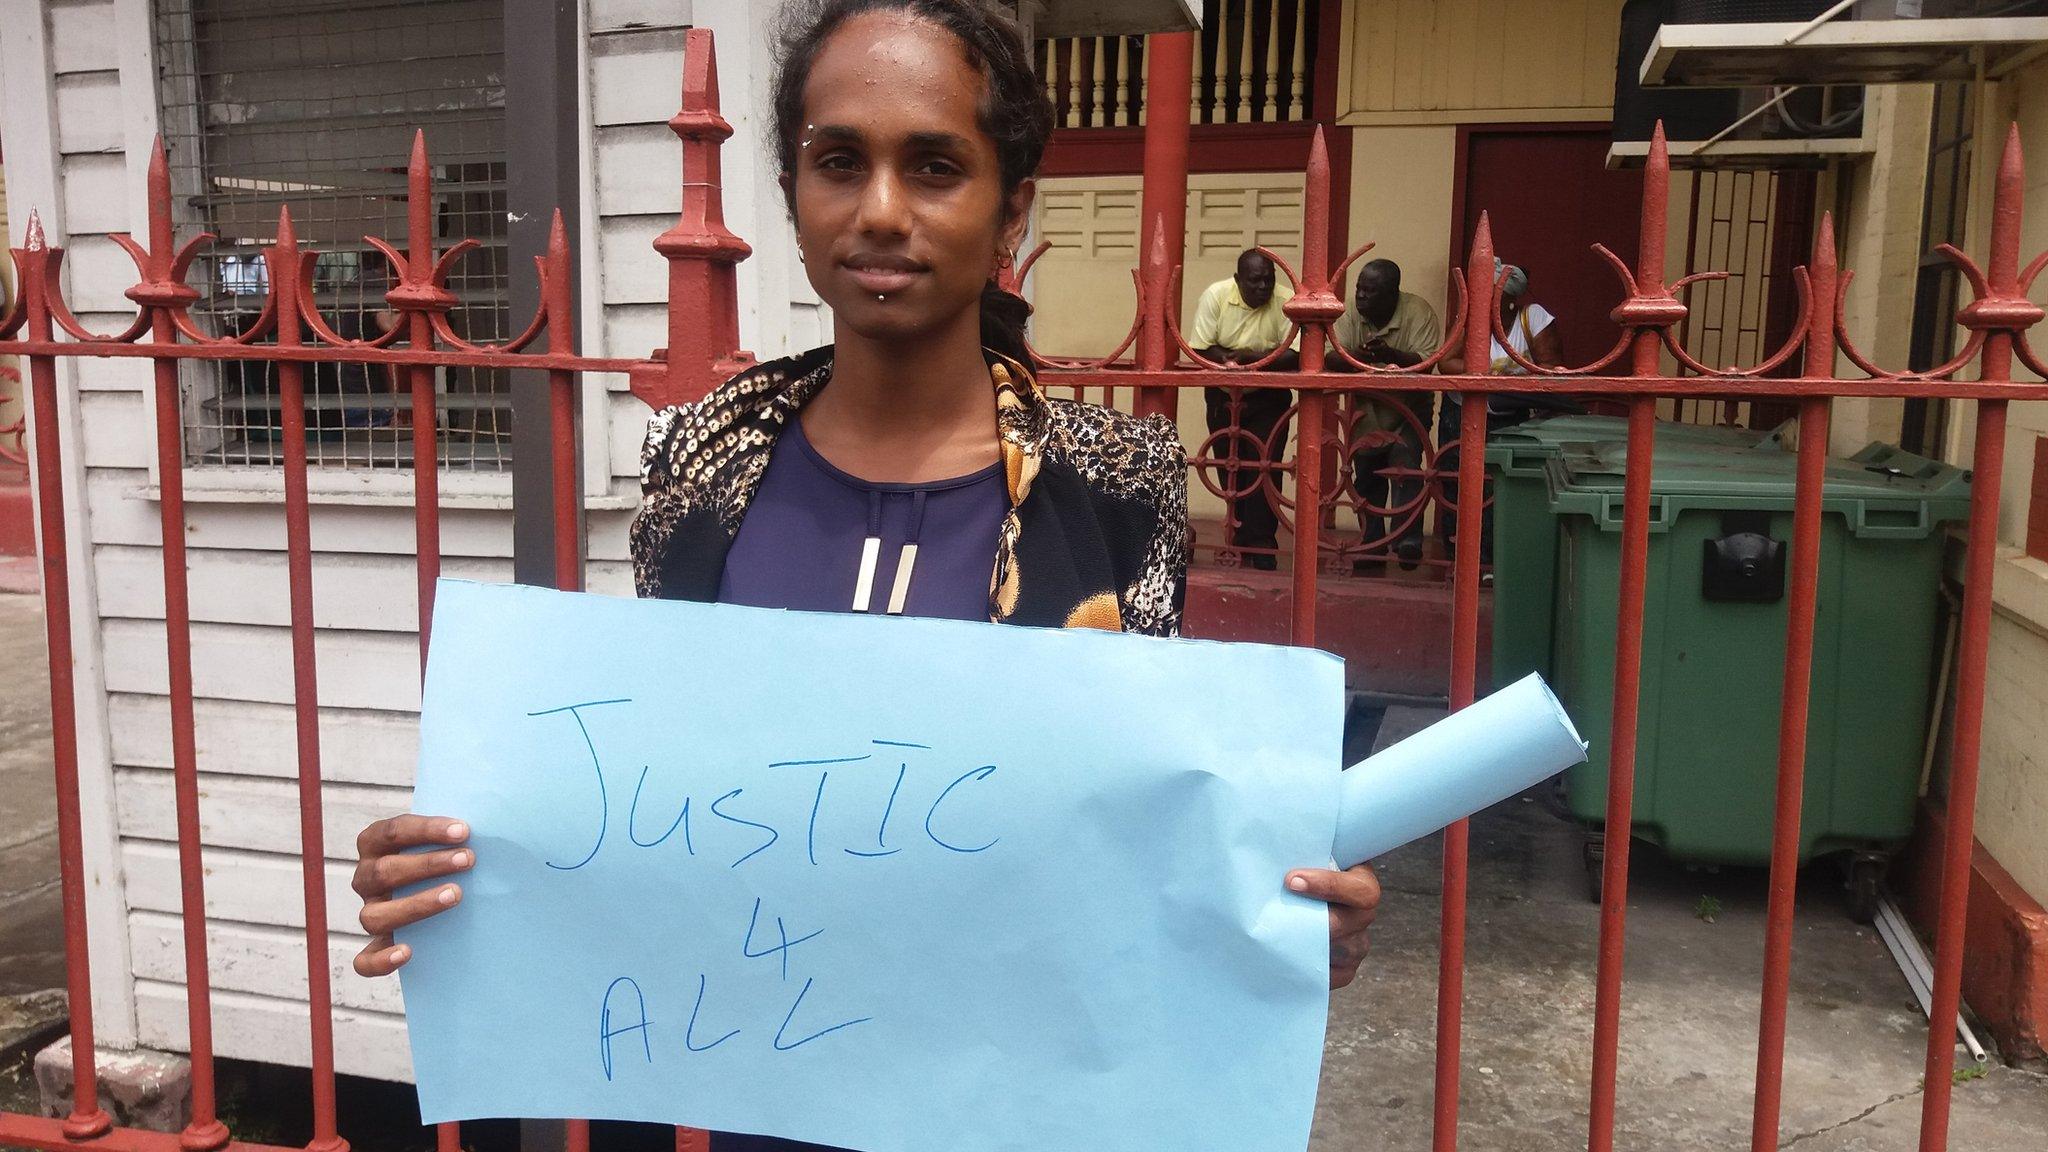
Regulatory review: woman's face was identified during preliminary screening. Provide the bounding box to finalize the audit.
[789,13,1031,344]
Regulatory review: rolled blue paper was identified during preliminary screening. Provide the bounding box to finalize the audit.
[1331,672,1588,869]
[399,580,1344,1152]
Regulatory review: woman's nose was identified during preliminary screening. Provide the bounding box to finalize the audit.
[854,170,912,238]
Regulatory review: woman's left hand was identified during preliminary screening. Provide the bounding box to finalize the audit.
[1287,863,1382,990]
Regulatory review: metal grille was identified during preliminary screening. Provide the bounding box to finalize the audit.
[1674,168,1782,427]
[155,0,510,471]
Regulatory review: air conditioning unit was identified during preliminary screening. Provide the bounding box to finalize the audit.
[1674,1,2045,17]
[1636,0,2048,91]
[1611,0,1870,168]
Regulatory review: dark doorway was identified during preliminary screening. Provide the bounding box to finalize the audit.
[1451,126,1646,370]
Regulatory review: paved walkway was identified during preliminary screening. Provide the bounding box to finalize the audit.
[0,592,60,1001]
[1312,707,2048,1150]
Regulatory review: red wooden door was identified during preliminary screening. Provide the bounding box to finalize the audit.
[1452,126,1644,370]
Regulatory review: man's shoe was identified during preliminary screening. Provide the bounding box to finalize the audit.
[1395,537,1424,571]
[1248,553,1278,571]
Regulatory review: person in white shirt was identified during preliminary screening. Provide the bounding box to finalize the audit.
[1438,260,1564,563]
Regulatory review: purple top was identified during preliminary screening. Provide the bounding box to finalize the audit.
[714,419,1005,1152]
[716,417,1008,622]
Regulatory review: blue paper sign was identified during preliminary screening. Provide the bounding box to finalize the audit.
[400,580,1345,1152]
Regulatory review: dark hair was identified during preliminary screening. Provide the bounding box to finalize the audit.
[770,0,1054,369]
[1361,258,1401,290]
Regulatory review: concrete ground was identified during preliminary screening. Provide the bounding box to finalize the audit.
[1312,705,2048,1151]
[0,592,62,1003]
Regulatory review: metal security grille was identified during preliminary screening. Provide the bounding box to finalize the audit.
[154,0,510,470]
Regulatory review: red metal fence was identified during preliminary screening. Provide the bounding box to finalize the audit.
[0,24,2035,1152]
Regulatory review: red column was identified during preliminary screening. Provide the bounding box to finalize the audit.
[1134,32,1193,421]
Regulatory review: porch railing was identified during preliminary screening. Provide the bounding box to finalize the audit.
[0,24,2035,1152]
[1038,0,1319,129]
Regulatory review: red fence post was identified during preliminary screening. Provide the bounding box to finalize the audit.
[14,212,113,1141]
[1748,212,1838,1152]
[631,27,754,413]
[1918,125,2032,1152]
[121,140,230,1152]
[267,208,349,1152]
[1286,127,1347,643]
[544,210,583,593]
[395,132,451,665]
[1433,213,1498,1152]
[1587,124,1685,1152]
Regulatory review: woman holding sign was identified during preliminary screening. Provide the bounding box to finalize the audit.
[352,0,1381,1144]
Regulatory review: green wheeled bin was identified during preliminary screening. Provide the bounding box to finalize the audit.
[1486,416,1783,688]
[1544,439,1970,918]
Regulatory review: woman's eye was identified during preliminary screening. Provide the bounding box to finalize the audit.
[814,153,860,174]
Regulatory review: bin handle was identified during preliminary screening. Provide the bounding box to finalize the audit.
[1852,500,1934,539]
[1600,492,1673,529]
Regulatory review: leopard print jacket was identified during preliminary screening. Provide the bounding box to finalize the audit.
[629,345,1190,637]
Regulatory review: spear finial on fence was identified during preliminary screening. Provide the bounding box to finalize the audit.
[1636,123,1670,292]
[1462,211,1496,372]
[117,137,204,319]
[1802,211,1839,377]
[633,27,756,412]
[1952,125,2044,345]
[16,212,63,345]
[271,205,306,349]
[368,131,462,320]
[543,207,576,352]
[1988,122,2025,296]
[1281,125,1345,345]
[1604,123,1688,347]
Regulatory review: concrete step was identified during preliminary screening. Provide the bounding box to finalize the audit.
[0,477,33,560]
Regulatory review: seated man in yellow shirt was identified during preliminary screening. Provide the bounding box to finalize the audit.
[1190,249,1300,571]
[1333,258,1441,570]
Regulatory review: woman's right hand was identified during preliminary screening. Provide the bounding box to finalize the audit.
[351,815,473,977]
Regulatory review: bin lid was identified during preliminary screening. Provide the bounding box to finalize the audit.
[1546,440,1971,538]
[1486,415,1784,466]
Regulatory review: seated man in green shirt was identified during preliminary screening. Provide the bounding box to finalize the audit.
[1333,259,1441,570]
[1190,249,1300,571]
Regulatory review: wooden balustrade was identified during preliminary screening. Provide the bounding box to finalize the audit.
[1039,0,1317,130]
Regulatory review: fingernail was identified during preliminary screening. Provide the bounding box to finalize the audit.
[451,850,473,868]
[392,944,411,965]
[1288,875,1308,891]
[438,885,460,905]
[445,822,468,841]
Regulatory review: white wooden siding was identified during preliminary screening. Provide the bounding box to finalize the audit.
[1,0,142,1049]
[0,0,833,1083]
[0,0,844,1082]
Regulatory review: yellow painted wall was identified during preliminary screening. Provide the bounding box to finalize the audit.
[1030,172,1307,522]
[1943,60,2048,904]
[1345,124,1456,319]
[1980,64,2048,551]
[1340,0,1624,125]
[1826,83,1933,456]
[1031,173,1306,358]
